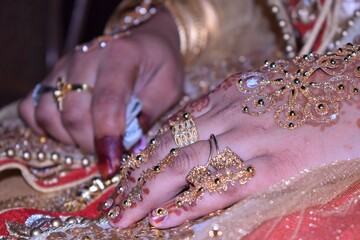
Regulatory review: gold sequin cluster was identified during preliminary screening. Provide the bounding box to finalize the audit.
[175,147,255,207]
[113,148,179,213]
[236,43,360,129]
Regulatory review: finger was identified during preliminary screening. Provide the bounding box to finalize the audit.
[134,56,184,131]
[18,93,45,135]
[108,139,211,228]
[61,51,97,152]
[19,56,69,136]
[148,156,268,228]
[93,54,138,179]
[121,114,225,191]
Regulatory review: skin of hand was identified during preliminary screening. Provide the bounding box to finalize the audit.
[18,9,183,178]
[105,60,360,228]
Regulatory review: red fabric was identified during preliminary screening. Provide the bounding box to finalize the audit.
[289,0,326,51]
[244,181,360,240]
[0,186,113,236]
[0,158,99,189]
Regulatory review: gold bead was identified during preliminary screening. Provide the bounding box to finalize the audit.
[65,216,78,224]
[37,151,46,162]
[22,150,31,161]
[51,152,60,162]
[30,227,42,236]
[5,148,15,158]
[50,218,62,228]
[82,158,90,166]
[65,156,73,165]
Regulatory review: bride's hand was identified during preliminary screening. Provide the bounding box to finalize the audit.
[18,9,183,178]
[105,50,360,228]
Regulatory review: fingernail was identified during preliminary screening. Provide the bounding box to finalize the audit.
[107,205,122,223]
[95,136,123,179]
[150,207,168,224]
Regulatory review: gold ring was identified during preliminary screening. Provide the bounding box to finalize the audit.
[53,77,94,111]
[170,112,199,148]
[175,134,255,207]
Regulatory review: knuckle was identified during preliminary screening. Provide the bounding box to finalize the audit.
[35,107,55,128]
[61,107,87,129]
[169,145,199,176]
[92,92,122,110]
[270,149,304,179]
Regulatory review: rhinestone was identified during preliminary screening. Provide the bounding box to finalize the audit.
[183,112,190,119]
[117,186,125,194]
[245,77,259,88]
[176,200,183,207]
[354,88,359,93]
[283,33,290,40]
[348,20,354,26]
[22,150,31,161]
[103,198,114,210]
[30,228,42,236]
[330,59,336,64]
[289,111,296,117]
[214,178,221,184]
[150,138,157,145]
[342,31,348,37]
[50,218,62,228]
[288,123,295,128]
[338,84,345,90]
[356,10,360,17]
[170,148,177,155]
[264,60,269,66]
[270,62,276,68]
[37,151,46,162]
[243,106,249,112]
[293,78,300,84]
[318,104,324,109]
[247,166,255,173]
[136,155,143,162]
[6,148,15,158]
[257,99,264,106]
[153,165,161,172]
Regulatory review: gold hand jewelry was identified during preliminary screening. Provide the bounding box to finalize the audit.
[53,77,93,111]
[170,112,199,147]
[175,134,255,207]
[236,43,360,129]
[120,148,180,210]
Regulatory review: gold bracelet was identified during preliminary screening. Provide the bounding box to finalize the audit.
[104,0,158,36]
[163,0,219,65]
